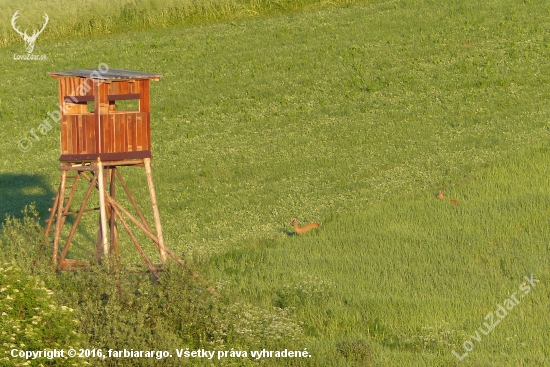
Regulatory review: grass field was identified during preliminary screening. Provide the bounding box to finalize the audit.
[0,0,363,48]
[1,0,550,365]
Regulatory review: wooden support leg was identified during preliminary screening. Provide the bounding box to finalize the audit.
[77,165,217,296]
[95,219,103,263]
[114,168,151,232]
[45,185,60,237]
[62,173,80,221]
[97,159,109,257]
[144,158,167,263]
[59,172,98,265]
[109,168,119,258]
[52,171,67,266]
[113,207,159,280]
[83,170,160,247]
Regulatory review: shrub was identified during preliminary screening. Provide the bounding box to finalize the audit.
[0,264,85,367]
[1,205,52,277]
[1,206,305,366]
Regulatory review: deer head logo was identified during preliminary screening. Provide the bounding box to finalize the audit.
[11,11,49,54]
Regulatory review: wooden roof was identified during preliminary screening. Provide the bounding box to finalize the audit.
[49,68,162,81]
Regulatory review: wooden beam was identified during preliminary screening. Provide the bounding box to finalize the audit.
[80,170,160,247]
[77,165,217,296]
[44,184,61,237]
[144,158,167,263]
[64,95,94,103]
[114,167,151,232]
[52,171,67,265]
[113,207,159,280]
[59,172,98,264]
[108,93,141,101]
[62,173,80,218]
[63,94,140,103]
[100,159,144,167]
[94,80,109,153]
[58,259,91,270]
[106,193,159,246]
[109,168,119,258]
[59,150,152,163]
[97,159,109,257]
[95,216,103,263]
[59,163,97,171]
[139,80,150,113]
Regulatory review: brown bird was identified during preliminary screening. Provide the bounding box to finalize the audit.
[291,218,320,235]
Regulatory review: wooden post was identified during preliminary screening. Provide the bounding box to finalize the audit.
[94,80,109,154]
[113,208,159,280]
[144,157,167,263]
[44,184,61,237]
[59,172,98,264]
[52,170,67,265]
[95,217,103,262]
[97,158,109,257]
[109,168,118,257]
[114,168,151,232]
[48,168,80,239]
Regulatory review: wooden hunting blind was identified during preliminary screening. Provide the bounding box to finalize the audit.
[50,68,160,161]
[44,68,170,280]
[45,68,217,295]
[43,68,168,276]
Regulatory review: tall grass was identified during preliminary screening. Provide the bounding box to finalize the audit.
[1,208,306,366]
[1,0,364,48]
[210,141,550,365]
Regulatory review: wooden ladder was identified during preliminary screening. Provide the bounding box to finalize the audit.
[44,172,80,239]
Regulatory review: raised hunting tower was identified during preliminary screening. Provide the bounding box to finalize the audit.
[44,68,169,277]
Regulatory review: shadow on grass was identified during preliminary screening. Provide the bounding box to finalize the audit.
[0,173,54,224]
[1,173,110,262]
[279,227,297,237]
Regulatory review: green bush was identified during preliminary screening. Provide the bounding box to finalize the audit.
[55,265,304,366]
[1,207,305,366]
[0,264,85,367]
[1,205,51,275]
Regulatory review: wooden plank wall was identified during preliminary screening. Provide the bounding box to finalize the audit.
[101,112,149,153]
[62,112,149,155]
[59,76,93,115]
[138,80,151,149]
[59,76,93,155]
[59,78,151,157]
[109,79,142,95]
[61,114,97,155]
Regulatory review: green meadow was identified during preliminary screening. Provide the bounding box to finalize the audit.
[0,0,363,47]
[1,0,549,365]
